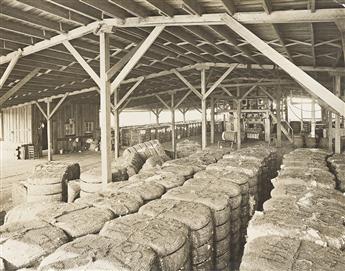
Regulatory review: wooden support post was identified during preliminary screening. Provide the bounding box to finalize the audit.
[113,88,120,159]
[276,96,282,147]
[99,31,112,189]
[311,98,316,138]
[201,68,207,149]
[171,93,176,158]
[236,100,241,149]
[155,109,160,125]
[284,96,289,122]
[300,99,304,131]
[264,111,271,143]
[328,111,333,152]
[335,75,341,153]
[210,97,215,144]
[46,99,52,161]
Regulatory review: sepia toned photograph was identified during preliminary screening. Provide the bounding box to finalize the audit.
[0,1,344,270]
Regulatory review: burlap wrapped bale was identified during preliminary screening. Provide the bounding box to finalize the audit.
[202,147,231,161]
[160,164,194,180]
[107,180,165,202]
[139,199,213,269]
[113,151,145,177]
[247,209,345,250]
[176,140,201,158]
[11,181,27,206]
[184,178,242,268]
[128,170,157,182]
[38,235,159,271]
[278,167,335,189]
[144,172,186,190]
[4,202,68,224]
[150,139,171,161]
[35,203,113,238]
[0,220,68,270]
[163,186,231,270]
[75,191,143,217]
[328,154,345,192]
[163,158,204,173]
[189,152,217,165]
[240,236,345,271]
[80,167,103,195]
[141,155,165,171]
[100,214,191,271]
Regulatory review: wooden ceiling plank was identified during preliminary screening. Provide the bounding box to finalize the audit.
[109,0,150,17]
[48,0,103,20]
[220,0,236,15]
[0,68,40,106]
[144,0,175,17]
[17,0,92,25]
[81,0,128,19]
[181,0,203,16]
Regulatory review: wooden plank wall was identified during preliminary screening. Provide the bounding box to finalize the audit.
[1,104,32,144]
[32,100,100,153]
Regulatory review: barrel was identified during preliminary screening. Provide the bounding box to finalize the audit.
[293,135,304,148]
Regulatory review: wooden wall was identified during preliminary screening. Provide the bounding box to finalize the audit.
[32,100,100,154]
[1,104,32,145]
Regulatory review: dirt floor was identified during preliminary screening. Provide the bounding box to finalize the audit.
[0,133,294,215]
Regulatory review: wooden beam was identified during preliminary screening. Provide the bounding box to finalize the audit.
[106,41,143,81]
[63,41,100,87]
[81,0,128,19]
[110,26,164,94]
[310,23,316,67]
[223,15,345,117]
[34,101,48,120]
[99,31,112,188]
[0,68,40,107]
[201,68,207,149]
[220,0,236,15]
[335,20,345,66]
[276,94,282,147]
[259,86,275,101]
[115,77,144,110]
[240,84,259,100]
[175,90,192,109]
[46,99,52,161]
[210,96,215,144]
[173,70,203,99]
[0,50,21,89]
[113,87,120,159]
[272,24,292,61]
[262,0,272,14]
[155,94,171,110]
[335,75,342,153]
[145,0,175,17]
[205,64,237,98]
[236,100,241,149]
[171,92,176,158]
[221,86,233,97]
[182,0,203,16]
[309,0,316,13]
[110,0,149,17]
[49,93,68,118]
[0,21,99,65]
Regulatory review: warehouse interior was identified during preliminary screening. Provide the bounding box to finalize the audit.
[0,1,345,270]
